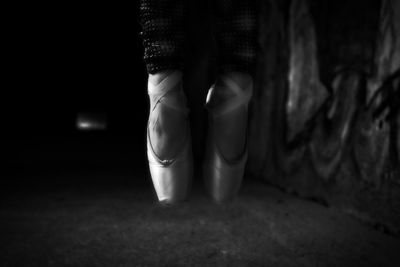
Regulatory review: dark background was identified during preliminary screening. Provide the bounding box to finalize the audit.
[3,2,151,180]
[4,2,147,134]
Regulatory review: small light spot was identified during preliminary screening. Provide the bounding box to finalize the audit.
[78,122,93,129]
[76,112,108,131]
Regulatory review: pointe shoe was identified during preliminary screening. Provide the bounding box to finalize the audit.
[203,75,253,203]
[147,71,193,204]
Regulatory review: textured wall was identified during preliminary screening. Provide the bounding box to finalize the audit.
[248,0,400,235]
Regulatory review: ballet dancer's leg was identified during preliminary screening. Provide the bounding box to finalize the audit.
[140,0,192,204]
[204,0,257,202]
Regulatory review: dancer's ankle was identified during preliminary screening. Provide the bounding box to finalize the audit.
[207,71,252,162]
[147,70,187,160]
[148,69,177,86]
[208,72,252,108]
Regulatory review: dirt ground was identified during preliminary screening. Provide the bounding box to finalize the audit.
[1,171,399,267]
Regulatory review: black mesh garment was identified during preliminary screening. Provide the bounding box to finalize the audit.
[139,0,257,75]
[139,0,186,74]
[213,0,257,74]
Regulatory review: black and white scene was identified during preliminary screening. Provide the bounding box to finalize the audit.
[2,0,400,266]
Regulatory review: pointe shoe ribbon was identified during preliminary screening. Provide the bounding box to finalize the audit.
[148,71,189,115]
[147,71,193,203]
[205,76,253,117]
[203,75,253,203]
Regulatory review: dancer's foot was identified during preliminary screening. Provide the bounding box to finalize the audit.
[203,72,253,203]
[148,70,188,160]
[147,70,193,203]
[206,72,253,161]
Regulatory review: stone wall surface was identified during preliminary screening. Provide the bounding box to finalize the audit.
[248,0,400,235]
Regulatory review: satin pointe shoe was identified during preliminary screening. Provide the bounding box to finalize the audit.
[203,75,253,203]
[147,71,193,204]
